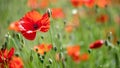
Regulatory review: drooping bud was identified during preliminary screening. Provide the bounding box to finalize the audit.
[90,40,104,49]
[47,8,52,17]
[48,58,53,64]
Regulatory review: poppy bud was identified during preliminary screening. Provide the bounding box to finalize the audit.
[63,20,67,25]
[15,53,19,57]
[40,59,44,63]
[88,49,92,54]
[47,8,52,17]
[46,64,50,68]
[30,55,33,62]
[90,40,104,49]
[41,36,44,39]
[107,32,113,41]
[53,46,57,51]
[117,40,120,45]
[48,58,53,64]
[104,40,110,46]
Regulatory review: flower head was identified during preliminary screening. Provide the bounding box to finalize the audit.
[52,8,65,19]
[34,44,52,55]
[66,45,89,62]
[96,14,109,23]
[0,48,14,63]
[8,56,24,68]
[96,0,111,8]
[70,0,83,7]
[9,10,50,40]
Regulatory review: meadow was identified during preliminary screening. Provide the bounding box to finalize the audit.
[0,0,120,68]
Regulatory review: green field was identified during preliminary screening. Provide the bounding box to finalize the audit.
[0,0,120,68]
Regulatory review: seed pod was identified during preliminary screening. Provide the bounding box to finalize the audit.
[90,40,104,49]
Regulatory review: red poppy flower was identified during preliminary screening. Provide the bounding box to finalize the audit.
[0,48,15,68]
[39,0,49,9]
[96,14,109,23]
[79,53,89,61]
[67,45,89,62]
[52,8,65,19]
[67,45,81,62]
[34,44,52,55]
[65,25,74,33]
[8,56,24,68]
[27,0,39,9]
[19,10,50,40]
[83,0,95,8]
[70,0,83,7]
[90,40,104,49]
[0,48,14,63]
[67,45,80,56]
[96,0,110,8]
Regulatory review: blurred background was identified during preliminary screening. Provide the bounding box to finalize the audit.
[0,0,120,68]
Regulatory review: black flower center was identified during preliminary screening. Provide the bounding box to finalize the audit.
[33,24,38,30]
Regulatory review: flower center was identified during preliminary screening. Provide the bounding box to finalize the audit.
[33,24,38,30]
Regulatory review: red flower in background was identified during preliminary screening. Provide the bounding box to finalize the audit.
[83,0,95,8]
[96,14,109,23]
[8,56,24,68]
[0,48,14,63]
[89,40,104,49]
[70,0,83,7]
[39,0,49,9]
[27,0,38,9]
[0,48,24,68]
[79,53,89,61]
[34,44,52,55]
[65,25,74,33]
[52,8,65,19]
[9,10,50,40]
[96,0,111,8]
[67,45,89,62]
[67,45,80,62]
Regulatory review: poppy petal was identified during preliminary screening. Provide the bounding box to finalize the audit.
[52,8,65,19]
[21,31,36,40]
[22,10,41,23]
[20,10,41,31]
[7,48,15,59]
[20,20,34,31]
[38,13,50,32]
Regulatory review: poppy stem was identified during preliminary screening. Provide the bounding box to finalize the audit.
[114,52,120,68]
